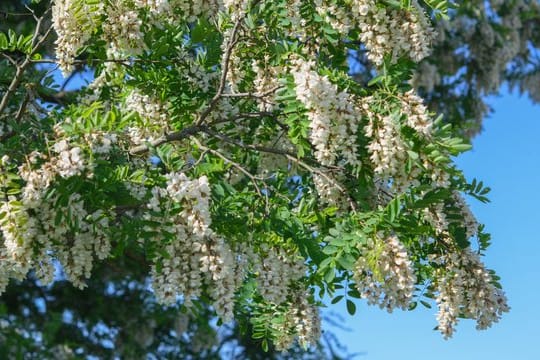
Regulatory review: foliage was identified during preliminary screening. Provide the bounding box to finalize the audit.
[1,0,536,358]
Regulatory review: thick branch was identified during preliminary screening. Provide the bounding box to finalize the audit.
[129,125,205,155]
[128,112,275,155]
[35,87,78,105]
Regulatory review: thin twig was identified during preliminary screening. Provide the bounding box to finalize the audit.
[220,85,283,98]
[0,11,34,18]
[0,8,52,115]
[192,138,269,213]
[14,92,30,122]
[1,53,18,66]
[30,57,177,66]
[285,154,358,211]
[195,17,244,126]
[203,127,298,158]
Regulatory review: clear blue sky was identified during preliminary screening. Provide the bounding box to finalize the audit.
[330,90,540,360]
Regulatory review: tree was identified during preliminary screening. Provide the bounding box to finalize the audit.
[2,0,534,358]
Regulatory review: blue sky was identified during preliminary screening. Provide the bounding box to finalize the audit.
[330,90,540,360]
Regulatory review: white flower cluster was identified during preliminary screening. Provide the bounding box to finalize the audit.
[147,173,241,321]
[283,0,307,40]
[312,173,350,209]
[52,139,86,178]
[125,90,169,145]
[272,290,322,351]
[289,291,322,349]
[0,199,36,287]
[103,1,145,58]
[133,0,171,16]
[169,0,222,22]
[314,0,353,34]
[422,155,451,189]
[354,234,416,312]
[85,132,118,155]
[363,92,447,194]
[52,0,103,74]
[452,191,478,239]
[354,0,436,65]
[435,249,510,338]
[317,0,436,65]
[54,195,112,288]
[183,52,220,93]
[424,191,478,238]
[202,236,241,322]
[133,0,224,24]
[148,174,211,305]
[0,137,119,291]
[252,59,281,112]
[125,90,168,124]
[55,0,225,75]
[253,246,306,305]
[222,0,249,21]
[0,188,113,292]
[291,58,362,168]
[398,90,433,137]
[363,101,409,189]
[18,140,88,208]
[423,202,449,235]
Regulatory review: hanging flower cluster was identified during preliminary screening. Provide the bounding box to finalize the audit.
[291,58,362,168]
[434,249,510,338]
[317,0,436,65]
[52,0,103,74]
[353,234,417,312]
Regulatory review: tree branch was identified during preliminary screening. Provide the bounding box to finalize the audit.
[192,138,270,213]
[195,17,244,126]
[202,127,298,158]
[0,8,52,116]
[128,112,275,155]
[220,86,283,99]
[129,125,205,155]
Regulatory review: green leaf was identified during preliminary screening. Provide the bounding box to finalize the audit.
[324,268,336,283]
[337,254,356,270]
[451,143,472,153]
[322,245,338,255]
[346,299,356,315]
[0,32,7,49]
[407,150,419,160]
[319,257,333,269]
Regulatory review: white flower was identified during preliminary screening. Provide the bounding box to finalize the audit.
[354,234,416,312]
[435,249,509,338]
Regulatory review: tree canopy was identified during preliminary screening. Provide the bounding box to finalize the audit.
[2,0,537,358]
